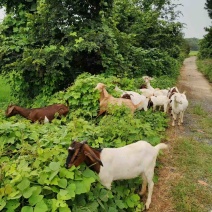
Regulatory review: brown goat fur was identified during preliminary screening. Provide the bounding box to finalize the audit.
[5,103,69,123]
[95,83,143,115]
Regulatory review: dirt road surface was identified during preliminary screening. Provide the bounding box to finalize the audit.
[147,56,212,212]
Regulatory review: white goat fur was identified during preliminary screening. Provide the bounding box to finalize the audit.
[142,76,169,97]
[150,95,170,113]
[99,141,168,209]
[170,92,188,126]
[115,86,149,111]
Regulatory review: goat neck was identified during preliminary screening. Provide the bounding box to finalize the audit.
[100,88,110,102]
[6,105,31,118]
[84,147,102,173]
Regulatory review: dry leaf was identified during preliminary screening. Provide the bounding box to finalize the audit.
[196,129,205,133]
[198,180,208,186]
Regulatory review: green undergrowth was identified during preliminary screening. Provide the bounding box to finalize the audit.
[196,58,212,82]
[0,73,171,211]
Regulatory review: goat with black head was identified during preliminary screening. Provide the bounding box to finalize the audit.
[65,140,168,210]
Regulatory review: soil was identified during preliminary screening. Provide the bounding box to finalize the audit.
[147,56,212,212]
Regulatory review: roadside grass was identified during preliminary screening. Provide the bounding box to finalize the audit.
[189,51,198,56]
[197,59,212,83]
[192,104,207,116]
[171,106,212,212]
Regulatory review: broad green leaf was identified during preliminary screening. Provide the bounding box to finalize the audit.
[34,200,48,212]
[58,178,67,188]
[74,181,87,195]
[0,199,6,211]
[59,206,70,212]
[82,168,97,178]
[115,200,126,209]
[21,206,33,212]
[17,178,30,191]
[8,190,22,199]
[49,170,59,181]
[59,168,74,179]
[4,184,13,195]
[5,199,20,210]
[66,184,76,198]
[29,194,43,206]
[23,187,37,198]
[49,162,60,171]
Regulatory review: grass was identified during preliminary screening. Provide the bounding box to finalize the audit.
[189,51,198,56]
[192,104,207,116]
[170,104,212,212]
[172,138,212,212]
[196,58,212,83]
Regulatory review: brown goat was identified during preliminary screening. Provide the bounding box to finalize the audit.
[5,103,69,123]
[94,83,143,115]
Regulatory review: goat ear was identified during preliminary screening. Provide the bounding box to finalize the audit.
[7,106,15,114]
[83,145,103,166]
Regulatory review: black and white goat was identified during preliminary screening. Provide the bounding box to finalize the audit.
[65,140,168,209]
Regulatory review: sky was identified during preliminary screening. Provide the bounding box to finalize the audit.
[0,1,212,38]
[174,0,211,38]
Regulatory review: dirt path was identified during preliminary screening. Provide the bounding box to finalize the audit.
[147,56,212,212]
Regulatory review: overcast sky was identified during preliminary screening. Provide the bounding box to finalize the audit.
[174,0,211,38]
[0,0,212,38]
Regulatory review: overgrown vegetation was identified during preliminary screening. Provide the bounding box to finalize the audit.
[0,73,170,211]
[196,59,212,82]
[0,0,193,211]
[0,0,187,103]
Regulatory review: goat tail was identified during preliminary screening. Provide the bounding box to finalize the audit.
[154,143,168,152]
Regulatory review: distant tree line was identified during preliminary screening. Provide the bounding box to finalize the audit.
[185,38,199,51]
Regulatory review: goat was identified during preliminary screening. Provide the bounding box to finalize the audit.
[5,103,69,123]
[142,76,169,97]
[115,85,149,111]
[95,83,143,115]
[149,96,170,113]
[170,92,188,126]
[167,87,179,99]
[65,140,168,210]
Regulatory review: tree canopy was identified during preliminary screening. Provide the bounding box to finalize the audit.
[0,0,187,102]
[198,0,212,59]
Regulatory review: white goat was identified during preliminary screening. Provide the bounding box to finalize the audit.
[115,86,149,111]
[170,92,188,126]
[150,95,170,113]
[142,76,169,97]
[66,140,168,210]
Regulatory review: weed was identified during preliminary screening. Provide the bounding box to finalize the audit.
[192,104,207,116]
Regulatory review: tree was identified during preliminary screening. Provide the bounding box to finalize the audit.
[0,0,186,102]
[205,0,212,19]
